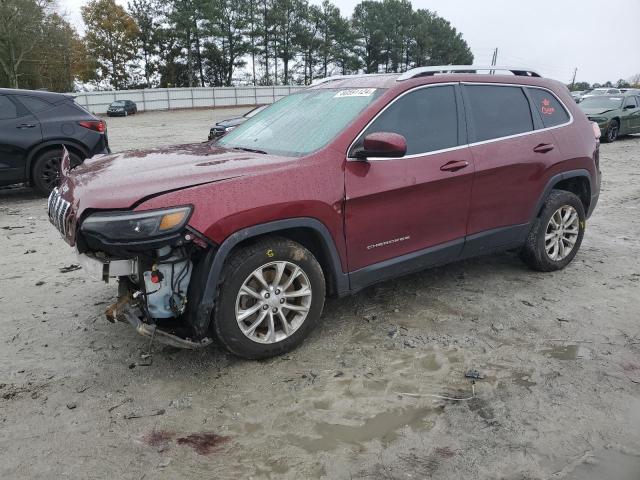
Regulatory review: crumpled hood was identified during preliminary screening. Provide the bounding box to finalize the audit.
[61,143,295,216]
[580,107,616,116]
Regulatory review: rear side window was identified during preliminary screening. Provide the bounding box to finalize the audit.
[356,85,459,155]
[16,95,52,114]
[0,95,18,119]
[527,88,570,128]
[464,85,533,142]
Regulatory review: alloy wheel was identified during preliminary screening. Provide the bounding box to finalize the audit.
[235,261,312,344]
[607,122,619,142]
[41,155,62,191]
[544,205,580,261]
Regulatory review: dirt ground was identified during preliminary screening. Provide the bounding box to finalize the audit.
[1,109,639,480]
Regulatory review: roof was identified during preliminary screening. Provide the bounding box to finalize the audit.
[0,88,74,102]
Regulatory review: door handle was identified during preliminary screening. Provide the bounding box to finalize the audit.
[533,143,555,153]
[440,160,469,172]
[17,124,36,129]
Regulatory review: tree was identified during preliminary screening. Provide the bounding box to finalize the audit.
[208,0,250,86]
[616,78,630,89]
[421,13,472,65]
[352,1,385,73]
[128,0,160,87]
[570,81,590,91]
[34,13,95,92]
[271,0,303,84]
[82,0,140,89]
[0,0,45,88]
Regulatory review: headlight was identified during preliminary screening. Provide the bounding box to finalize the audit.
[81,206,192,241]
[225,126,236,132]
[589,117,608,124]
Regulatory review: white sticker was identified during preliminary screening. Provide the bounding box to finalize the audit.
[334,88,376,98]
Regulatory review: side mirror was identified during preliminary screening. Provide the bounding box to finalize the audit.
[354,132,407,159]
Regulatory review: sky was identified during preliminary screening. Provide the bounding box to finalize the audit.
[60,0,640,85]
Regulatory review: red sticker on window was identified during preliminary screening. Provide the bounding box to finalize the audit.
[541,98,555,115]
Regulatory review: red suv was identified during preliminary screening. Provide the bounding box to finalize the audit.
[48,66,601,359]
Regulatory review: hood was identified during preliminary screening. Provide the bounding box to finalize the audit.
[214,116,245,128]
[60,143,295,216]
[580,107,617,116]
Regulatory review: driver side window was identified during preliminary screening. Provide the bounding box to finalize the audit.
[625,97,637,108]
[353,85,459,156]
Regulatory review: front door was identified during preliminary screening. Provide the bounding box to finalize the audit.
[0,95,42,185]
[623,96,640,133]
[344,84,474,288]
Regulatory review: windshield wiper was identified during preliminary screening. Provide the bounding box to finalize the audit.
[233,147,268,155]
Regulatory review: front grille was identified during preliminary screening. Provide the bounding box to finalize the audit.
[47,187,71,236]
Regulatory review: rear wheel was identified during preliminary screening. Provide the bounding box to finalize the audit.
[213,237,325,359]
[520,190,585,271]
[603,119,619,143]
[32,149,82,195]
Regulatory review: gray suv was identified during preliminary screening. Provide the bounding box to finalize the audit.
[0,88,110,195]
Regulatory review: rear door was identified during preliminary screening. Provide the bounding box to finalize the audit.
[345,84,474,280]
[0,95,42,185]
[462,84,565,253]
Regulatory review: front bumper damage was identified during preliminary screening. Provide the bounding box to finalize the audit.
[105,295,212,350]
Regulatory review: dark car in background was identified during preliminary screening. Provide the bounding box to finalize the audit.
[107,100,137,117]
[208,104,267,140]
[0,88,109,195]
[579,93,640,142]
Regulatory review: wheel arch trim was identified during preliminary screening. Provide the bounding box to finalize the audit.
[531,169,593,222]
[189,217,349,339]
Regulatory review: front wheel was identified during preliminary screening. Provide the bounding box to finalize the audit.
[213,237,326,359]
[603,119,619,143]
[520,190,585,272]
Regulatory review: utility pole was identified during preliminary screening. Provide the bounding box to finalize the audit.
[490,48,498,74]
[570,68,578,89]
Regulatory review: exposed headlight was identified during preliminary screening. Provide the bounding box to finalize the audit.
[589,117,608,124]
[81,206,192,241]
[225,126,236,132]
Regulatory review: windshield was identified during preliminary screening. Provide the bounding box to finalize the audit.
[588,90,608,96]
[218,88,382,156]
[580,96,623,109]
[111,101,125,106]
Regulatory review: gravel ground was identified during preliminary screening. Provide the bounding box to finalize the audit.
[1,110,639,479]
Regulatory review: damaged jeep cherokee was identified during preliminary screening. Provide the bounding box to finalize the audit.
[48,66,601,359]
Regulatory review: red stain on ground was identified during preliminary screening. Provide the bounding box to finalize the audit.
[435,446,457,458]
[143,429,175,447]
[176,432,230,455]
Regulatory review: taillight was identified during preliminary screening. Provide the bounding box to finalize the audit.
[591,121,601,140]
[78,120,106,133]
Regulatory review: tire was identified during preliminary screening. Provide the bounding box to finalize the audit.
[520,190,585,272]
[603,119,619,143]
[213,237,326,359]
[32,149,82,196]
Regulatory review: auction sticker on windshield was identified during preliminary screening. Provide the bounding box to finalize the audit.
[334,88,376,98]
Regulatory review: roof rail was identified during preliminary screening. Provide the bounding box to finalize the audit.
[311,73,396,86]
[397,65,542,81]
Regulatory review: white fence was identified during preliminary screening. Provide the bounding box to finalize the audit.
[72,86,306,114]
